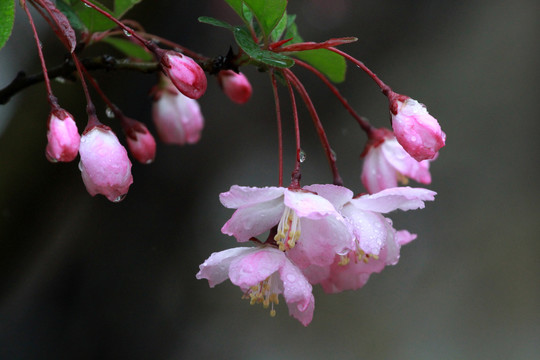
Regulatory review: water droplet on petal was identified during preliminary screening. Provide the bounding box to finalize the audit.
[105,107,115,119]
[299,150,306,163]
[113,194,127,203]
[286,274,296,282]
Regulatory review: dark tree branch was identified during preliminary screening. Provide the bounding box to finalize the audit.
[0,55,160,105]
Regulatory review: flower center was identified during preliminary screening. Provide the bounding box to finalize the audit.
[338,239,379,266]
[274,206,301,251]
[242,275,280,317]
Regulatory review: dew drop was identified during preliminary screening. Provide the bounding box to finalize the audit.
[46,153,58,163]
[299,150,306,163]
[83,2,91,7]
[330,149,337,161]
[55,77,67,84]
[113,194,127,203]
[105,107,115,119]
[123,29,132,37]
[286,274,296,282]
[144,159,154,164]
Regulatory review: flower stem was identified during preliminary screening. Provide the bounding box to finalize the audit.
[328,47,392,95]
[270,70,284,187]
[294,59,374,135]
[283,69,343,186]
[71,54,99,129]
[283,70,302,189]
[22,1,58,110]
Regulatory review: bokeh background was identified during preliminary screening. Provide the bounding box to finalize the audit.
[1,0,539,359]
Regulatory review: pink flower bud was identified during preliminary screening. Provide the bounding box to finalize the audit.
[122,118,156,164]
[160,51,207,99]
[152,81,204,145]
[79,126,133,202]
[218,70,252,104]
[45,109,80,162]
[361,128,432,194]
[390,98,446,161]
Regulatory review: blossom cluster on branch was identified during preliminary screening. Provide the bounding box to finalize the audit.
[1,0,446,325]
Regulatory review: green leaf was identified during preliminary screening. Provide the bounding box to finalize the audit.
[294,49,346,83]
[70,0,116,33]
[198,16,234,30]
[284,14,302,43]
[270,10,287,41]
[225,0,245,20]
[0,0,15,51]
[114,0,142,18]
[102,37,153,61]
[57,0,85,31]
[243,0,287,39]
[233,26,294,68]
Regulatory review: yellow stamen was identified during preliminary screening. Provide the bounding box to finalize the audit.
[274,207,301,251]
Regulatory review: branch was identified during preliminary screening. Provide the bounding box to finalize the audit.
[0,55,160,105]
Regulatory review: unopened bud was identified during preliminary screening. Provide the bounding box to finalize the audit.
[79,126,133,202]
[160,50,207,99]
[46,109,80,162]
[124,121,157,164]
[390,98,446,161]
[218,70,252,104]
[152,79,204,145]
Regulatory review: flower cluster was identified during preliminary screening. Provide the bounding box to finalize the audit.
[197,185,435,325]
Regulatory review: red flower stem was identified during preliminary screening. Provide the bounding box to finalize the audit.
[136,33,209,62]
[283,69,343,186]
[294,59,374,135]
[79,0,152,51]
[283,70,302,189]
[22,2,58,110]
[270,70,284,187]
[79,65,122,118]
[328,47,392,95]
[71,54,99,129]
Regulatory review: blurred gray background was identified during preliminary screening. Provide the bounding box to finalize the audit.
[1,0,539,359]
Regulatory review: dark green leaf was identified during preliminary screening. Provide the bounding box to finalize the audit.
[102,37,153,61]
[243,0,287,39]
[198,16,234,30]
[70,0,116,33]
[225,0,245,20]
[270,11,287,41]
[294,49,346,83]
[0,0,15,51]
[233,27,294,68]
[284,15,302,43]
[114,0,142,18]
[57,0,85,31]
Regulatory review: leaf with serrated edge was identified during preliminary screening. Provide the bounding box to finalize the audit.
[243,0,287,39]
[56,0,85,31]
[35,0,77,52]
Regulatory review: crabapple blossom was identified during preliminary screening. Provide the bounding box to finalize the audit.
[196,246,315,326]
[122,119,156,164]
[361,128,432,193]
[302,185,434,293]
[219,185,353,268]
[78,126,133,202]
[152,78,204,145]
[159,50,207,99]
[45,108,80,162]
[218,70,252,104]
[390,97,446,161]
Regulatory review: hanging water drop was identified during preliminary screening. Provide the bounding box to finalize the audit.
[299,149,306,163]
[105,107,115,119]
[55,77,67,84]
[113,194,127,203]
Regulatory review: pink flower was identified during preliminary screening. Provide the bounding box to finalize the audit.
[45,108,80,162]
[218,70,252,104]
[79,126,133,202]
[390,98,446,161]
[303,185,435,293]
[196,246,315,326]
[122,119,156,164]
[152,79,204,145]
[159,51,207,99]
[361,128,432,193]
[220,185,353,268]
